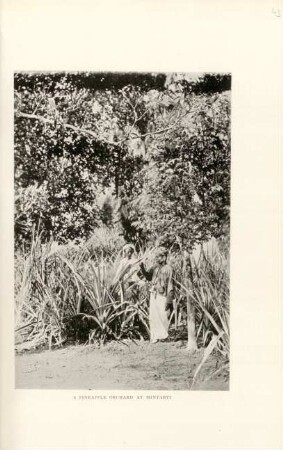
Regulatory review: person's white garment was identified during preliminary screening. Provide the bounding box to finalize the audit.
[149,292,169,342]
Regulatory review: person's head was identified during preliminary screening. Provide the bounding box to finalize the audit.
[123,244,135,259]
[155,247,168,266]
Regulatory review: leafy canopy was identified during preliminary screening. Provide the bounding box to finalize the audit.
[14,72,231,249]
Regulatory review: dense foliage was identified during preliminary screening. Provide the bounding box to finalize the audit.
[15,75,230,385]
[15,235,229,347]
[14,72,231,250]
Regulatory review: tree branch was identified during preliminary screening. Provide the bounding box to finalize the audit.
[15,110,184,148]
[15,111,118,146]
[131,124,183,140]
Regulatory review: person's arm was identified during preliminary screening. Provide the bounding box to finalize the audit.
[139,262,153,281]
[165,267,174,310]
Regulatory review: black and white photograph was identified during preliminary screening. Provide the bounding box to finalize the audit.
[1,0,282,449]
[14,71,231,390]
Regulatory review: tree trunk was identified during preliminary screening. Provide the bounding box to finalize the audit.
[186,296,198,350]
[183,253,198,351]
[114,147,121,198]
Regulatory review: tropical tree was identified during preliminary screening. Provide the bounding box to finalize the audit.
[14,71,231,351]
[14,72,230,249]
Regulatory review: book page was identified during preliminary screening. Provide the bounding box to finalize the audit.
[0,0,282,449]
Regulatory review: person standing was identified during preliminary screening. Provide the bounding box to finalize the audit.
[116,243,139,301]
[139,247,174,343]
[118,244,136,271]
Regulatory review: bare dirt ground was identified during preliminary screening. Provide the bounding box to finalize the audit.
[15,340,229,390]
